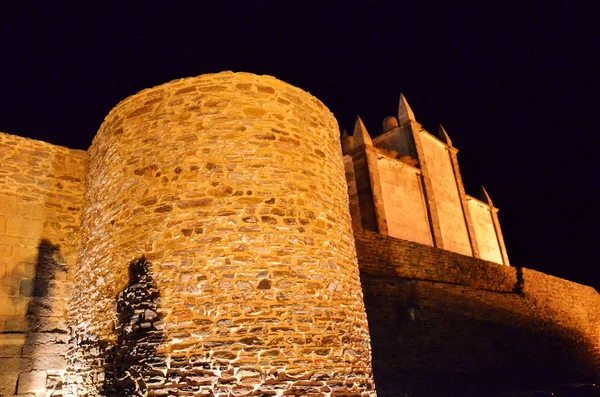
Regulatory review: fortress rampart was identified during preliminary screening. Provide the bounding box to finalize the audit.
[0,132,86,396]
[356,229,600,395]
[0,72,598,397]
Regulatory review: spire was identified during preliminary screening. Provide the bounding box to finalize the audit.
[398,93,416,125]
[437,124,453,146]
[353,115,373,147]
[479,186,494,206]
[341,129,354,153]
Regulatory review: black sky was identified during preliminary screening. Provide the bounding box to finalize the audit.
[1,1,598,288]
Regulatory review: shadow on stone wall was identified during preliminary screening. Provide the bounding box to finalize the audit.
[19,239,69,395]
[101,256,164,397]
[362,275,600,397]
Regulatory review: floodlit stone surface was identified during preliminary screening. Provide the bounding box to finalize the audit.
[467,196,503,264]
[17,370,46,394]
[3,71,599,397]
[66,72,376,396]
[356,229,600,395]
[0,132,86,396]
[375,152,432,246]
[419,132,472,256]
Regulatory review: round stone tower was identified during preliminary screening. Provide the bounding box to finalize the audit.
[67,72,376,396]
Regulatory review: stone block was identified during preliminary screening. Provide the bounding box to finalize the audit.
[21,332,67,346]
[0,296,29,316]
[5,217,43,239]
[2,316,28,333]
[47,280,71,299]
[21,342,66,358]
[0,277,20,297]
[0,216,6,234]
[0,242,13,258]
[19,279,69,299]
[0,195,23,217]
[0,369,18,396]
[11,246,38,265]
[17,370,47,394]
[0,357,32,373]
[26,298,66,317]
[0,358,33,395]
[32,354,66,371]
[45,371,63,392]
[0,333,26,346]
[0,235,23,249]
[21,203,46,221]
[27,315,67,333]
[0,344,22,357]
[20,279,34,297]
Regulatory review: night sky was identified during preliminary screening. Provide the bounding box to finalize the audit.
[1,2,598,288]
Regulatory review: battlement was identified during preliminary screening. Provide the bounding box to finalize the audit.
[342,95,509,265]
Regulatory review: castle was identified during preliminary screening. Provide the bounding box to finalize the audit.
[0,72,599,397]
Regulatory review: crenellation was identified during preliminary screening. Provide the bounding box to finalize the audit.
[352,116,373,148]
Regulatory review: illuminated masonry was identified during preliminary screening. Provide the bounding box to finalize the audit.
[0,71,517,396]
[65,72,375,396]
[341,95,509,266]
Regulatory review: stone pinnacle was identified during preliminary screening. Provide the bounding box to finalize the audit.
[353,115,373,147]
[398,93,416,125]
[479,185,494,206]
[438,124,453,146]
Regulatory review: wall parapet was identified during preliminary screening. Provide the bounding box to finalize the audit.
[356,229,600,395]
[354,229,517,293]
[355,229,600,339]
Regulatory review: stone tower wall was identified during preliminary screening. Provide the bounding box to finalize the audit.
[0,132,86,396]
[67,72,375,396]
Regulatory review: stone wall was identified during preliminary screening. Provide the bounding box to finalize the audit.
[372,125,415,161]
[2,73,598,397]
[418,133,471,256]
[375,153,432,246]
[0,132,86,396]
[355,229,516,293]
[67,72,376,396]
[467,196,503,264]
[355,229,600,396]
[343,107,508,264]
